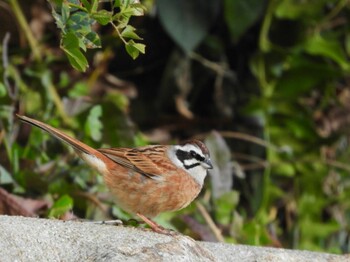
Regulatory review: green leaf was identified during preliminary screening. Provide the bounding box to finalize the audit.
[83,31,101,48]
[0,82,7,97]
[68,81,89,98]
[275,58,340,98]
[85,105,103,142]
[131,42,145,53]
[274,163,295,177]
[224,0,264,41]
[275,0,324,20]
[91,10,112,25]
[129,3,145,16]
[68,11,94,33]
[62,31,79,49]
[51,8,65,31]
[91,0,99,12]
[157,0,220,52]
[61,31,89,71]
[121,25,143,40]
[125,40,145,59]
[61,2,70,24]
[106,90,129,111]
[80,0,91,12]
[304,34,350,71]
[48,195,74,218]
[119,7,134,21]
[68,0,80,5]
[113,13,130,28]
[63,47,89,72]
[114,0,122,8]
[77,37,87,52]
[64,11,102,50]
[214,191,240,224]
[58,72,70,88]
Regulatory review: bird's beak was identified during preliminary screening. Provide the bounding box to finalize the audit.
[204,158,213,169]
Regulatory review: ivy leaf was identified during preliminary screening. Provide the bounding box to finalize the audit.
[224,0,264,42]
[157,0,220,52]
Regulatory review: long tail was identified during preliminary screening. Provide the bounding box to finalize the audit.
[16,114,97,156]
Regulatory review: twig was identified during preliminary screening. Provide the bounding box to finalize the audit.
[9,0,42,61]
[0,129,4,147]
[233,152,265,162]
[45,76,75,127]
[74,191,108,214]
[189,52,230,76]
[2,33,18,100]
[110,21,128,45]
[324,159,350,172]
[239,162,269,171]
[323,0,349,24]
[196,202,225,243]
[232,152,269,170]
[219,131,283,152]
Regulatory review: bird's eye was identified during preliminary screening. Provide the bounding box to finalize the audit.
[190,150,197,158]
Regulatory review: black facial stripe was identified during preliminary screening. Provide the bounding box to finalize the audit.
[176,149,204,161]
[184,163,201,169]
[190,150,205,162]
[176,149,190,163]
[176,149,206,170]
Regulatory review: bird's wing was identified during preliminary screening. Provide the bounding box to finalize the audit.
[98,145,174,178]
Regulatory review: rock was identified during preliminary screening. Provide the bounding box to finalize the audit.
[0,215,347,262]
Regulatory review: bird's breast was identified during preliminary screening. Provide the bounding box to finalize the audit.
[103,164,202,217]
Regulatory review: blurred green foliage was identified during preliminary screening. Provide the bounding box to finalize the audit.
[52,0,146,71]
[0,0,350,254]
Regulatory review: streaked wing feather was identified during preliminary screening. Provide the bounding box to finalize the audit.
[98,148,136,169]
[98,146,170,177]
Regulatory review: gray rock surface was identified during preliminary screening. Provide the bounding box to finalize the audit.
[0,215,347,261]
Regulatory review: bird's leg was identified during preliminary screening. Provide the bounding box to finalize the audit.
[137,213,176,235]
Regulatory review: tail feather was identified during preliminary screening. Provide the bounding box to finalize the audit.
[16,114,95,155]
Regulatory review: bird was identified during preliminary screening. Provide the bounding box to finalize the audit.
[16,114,213,234]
